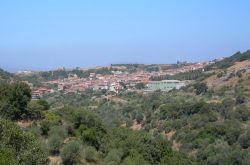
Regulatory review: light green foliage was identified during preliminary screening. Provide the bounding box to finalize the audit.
[49,126,67,138]
[122,150,150,165]
[0,119,48,165]
[0,146,17,165]
[48,135,64,154]
[37,99,50,110]
[102,149,123,165]
[84,146,99,163]
[25,123,41,138]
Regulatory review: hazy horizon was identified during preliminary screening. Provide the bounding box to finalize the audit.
[1,0,250,72]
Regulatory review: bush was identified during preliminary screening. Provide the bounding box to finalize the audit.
[61,141,82,165]
[122,151,150,165]
[234,105,250,121]
[238,131,250,149]
[217,72,223,78]
[26,123,41,138]
[0,119,48,164]
[49,126,67,139]
[0,82,31,120]
[40,120,51,136]
[26,101,44,119]
[236,95,246,105]
[84,146,99,163]
[36,99,50,110]
[48,135,64,155]
[194,82,208,95]
[103,149,123,165]
[0,146,17,165]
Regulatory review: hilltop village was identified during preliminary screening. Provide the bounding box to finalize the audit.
[30,61,214,98]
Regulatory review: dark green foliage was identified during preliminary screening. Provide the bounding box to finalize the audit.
[236,69,246,78]
[238,131,250,149]
[36,99,50,110]
[0,82,31,119]
[194,82,208,95]
[78,124,100,149]
[101,127,191,165]
[135,113,144,123]
[145,65,159,72]
[160,152,193,165]
[61,141,82,165]
[40,120,51,136]
[234,105,250,121]
[151,69,212,81]
[236,95,246,105]
[119,82,127,90]
[197,140,249,165]
[217,72,223,78]
[122,150,150,165]
[135,83,145,89]
[54,107,106,150]
[160,101,208,120]
[26,101,44,119]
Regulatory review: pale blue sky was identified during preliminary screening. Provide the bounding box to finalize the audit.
[0,0,250,71]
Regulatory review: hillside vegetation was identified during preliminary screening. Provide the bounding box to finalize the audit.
[0,50,250,165]
[0,68,16,83]
[206,50,250,70]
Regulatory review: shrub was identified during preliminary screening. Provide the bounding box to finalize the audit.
[61,141,82,165]
[122,151,149,165]
[103,149,123,165]
[0,146,16,165]
[36,99,50,110]
[234,105,250,121]
[48,135,64,155]
[40,120,51,136]
[217,72,223,78]
[0,119,48,164]
[49,126,67,139]
[26,123,41,138]
[84,146,99,163]
[236,95,246,105]
[194,82,208,95]
[238,131,250,149]
[0,82,31,120]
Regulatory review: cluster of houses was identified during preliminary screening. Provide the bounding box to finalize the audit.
[32,87,54,99]
[30,61,213,98]
[46,71,155,94]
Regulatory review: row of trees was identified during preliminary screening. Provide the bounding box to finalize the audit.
[151,69,211,81]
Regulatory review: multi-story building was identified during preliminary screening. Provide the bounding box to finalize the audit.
[147,80,186,91]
